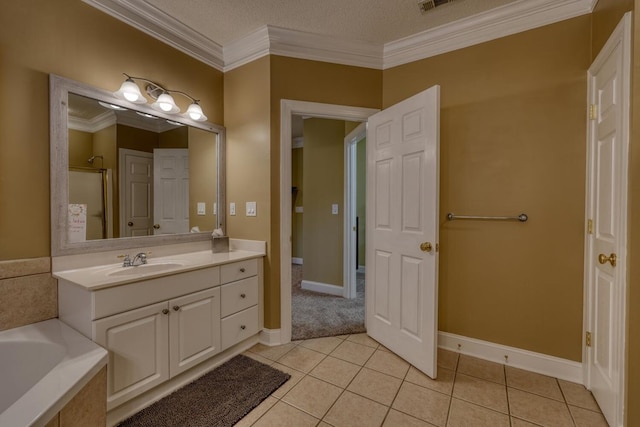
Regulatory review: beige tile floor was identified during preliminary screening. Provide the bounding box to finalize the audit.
[236,334,608,427]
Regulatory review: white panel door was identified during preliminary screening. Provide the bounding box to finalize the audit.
[121,149,153,237]
[169,287,221,377]
[366,86,440,378]
[93,301,169,410]
[585,14,630,427]
[154,149,189,235]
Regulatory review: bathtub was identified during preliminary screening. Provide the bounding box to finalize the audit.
[0,319,108,427]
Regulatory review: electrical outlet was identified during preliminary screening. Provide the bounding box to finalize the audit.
[230,202,236,216]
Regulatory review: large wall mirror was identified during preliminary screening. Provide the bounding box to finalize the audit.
[50,75,225,256]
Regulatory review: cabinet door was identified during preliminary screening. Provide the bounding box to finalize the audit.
[169,287,221,377]
[93,301,169,410]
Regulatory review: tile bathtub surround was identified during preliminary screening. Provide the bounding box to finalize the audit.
[0,273,58,331]
[240,334,607,427]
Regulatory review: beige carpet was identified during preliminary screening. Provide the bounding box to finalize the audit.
[291,264,365,340]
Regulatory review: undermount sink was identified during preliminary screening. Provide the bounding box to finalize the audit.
[106,262,185,277]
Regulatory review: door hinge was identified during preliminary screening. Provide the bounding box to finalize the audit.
[586,331,592,347]
[589,104,597,120]
[587,219,593,234]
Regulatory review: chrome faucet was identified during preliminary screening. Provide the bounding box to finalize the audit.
[131,252,148,266]
[120,252,148,267]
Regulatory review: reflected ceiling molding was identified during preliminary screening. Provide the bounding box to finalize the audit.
[115,110,179,133]
[68,110,116,133]
[85,0,594,72]
[82,0,224,71]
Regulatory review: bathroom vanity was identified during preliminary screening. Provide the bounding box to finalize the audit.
[54,240,265,422]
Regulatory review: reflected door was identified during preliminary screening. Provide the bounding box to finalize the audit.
[121,149,153,237]
[154,149,189,235]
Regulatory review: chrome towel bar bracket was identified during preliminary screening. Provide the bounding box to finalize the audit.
[446,213,528,222]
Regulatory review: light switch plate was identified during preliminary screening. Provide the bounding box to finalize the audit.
[246,201,257,217]
[213,202,217,216]
[332,204,339,215]
[230,202,236,216]
[295,206,304,213]
[197,202,206,215]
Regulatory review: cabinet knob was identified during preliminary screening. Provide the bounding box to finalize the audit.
[161,308,169,315]
[240,325,246,330]
[240,268,246,273]
[240,293,246,299]
[173,305,181,311]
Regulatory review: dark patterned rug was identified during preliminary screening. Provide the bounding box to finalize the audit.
[117,355,290,427]
[291,264,366,340]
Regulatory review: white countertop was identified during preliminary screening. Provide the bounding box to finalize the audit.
[53,245,265,291]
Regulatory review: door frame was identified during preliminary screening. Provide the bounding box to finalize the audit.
[280,100,379,344]
[344,123,367,299]
[583,12,631,427]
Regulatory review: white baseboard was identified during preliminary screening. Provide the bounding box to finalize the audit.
[259,328,283,346]
[292,257,303,265]
[301,280,343,296]
[438,332,583,384]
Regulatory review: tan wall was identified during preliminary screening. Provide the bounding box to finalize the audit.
[68,130,93,168]
[302,118,346,287]
[292,147,304,258]
[592,0,634,59]
[384,16,591,361]
[224,56,274,322]
[159,126,189,149]
[265,56,382,328]
[189,127,218,231]
[0,0,223,261]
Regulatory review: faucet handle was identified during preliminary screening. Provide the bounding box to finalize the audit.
[117,254,132,267]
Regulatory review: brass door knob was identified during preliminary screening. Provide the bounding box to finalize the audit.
[598,253,617,267]
[420,242,432,252]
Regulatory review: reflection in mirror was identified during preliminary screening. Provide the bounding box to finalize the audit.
[50,75,225,256]
[67,94,217,240]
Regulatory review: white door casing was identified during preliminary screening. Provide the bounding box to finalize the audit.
[344,122,367,299]
[119,149,153,237]
[366,86,440,378]
[153,148,190,235]
[584,12,630,427]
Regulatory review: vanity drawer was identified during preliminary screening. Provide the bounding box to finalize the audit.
[220,276,259,317]
[220,259,258,284]
[221,305,259,349]
[93,266,220,319]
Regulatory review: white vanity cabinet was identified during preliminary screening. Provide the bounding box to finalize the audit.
[94,287,221,409]
[57,254,264,414]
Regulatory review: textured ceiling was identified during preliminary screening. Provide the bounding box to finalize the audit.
[145,0,518,46]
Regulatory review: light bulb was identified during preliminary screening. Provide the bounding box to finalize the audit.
[152,93,179,114]
[186,102,207,121]
[114,79,146,104]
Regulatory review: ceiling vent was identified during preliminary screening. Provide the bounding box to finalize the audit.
[418,0,456,14]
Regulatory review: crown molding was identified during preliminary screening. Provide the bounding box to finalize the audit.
[85,0,595,72]
[383,0,595,69]
[69,111,117,133]
[83,0,224,71]
[224,26,382,72]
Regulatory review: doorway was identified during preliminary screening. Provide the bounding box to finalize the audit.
[280,101,379,343]
[289,116,367,340]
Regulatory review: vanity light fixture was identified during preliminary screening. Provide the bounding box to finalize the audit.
[113,73,208,121]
